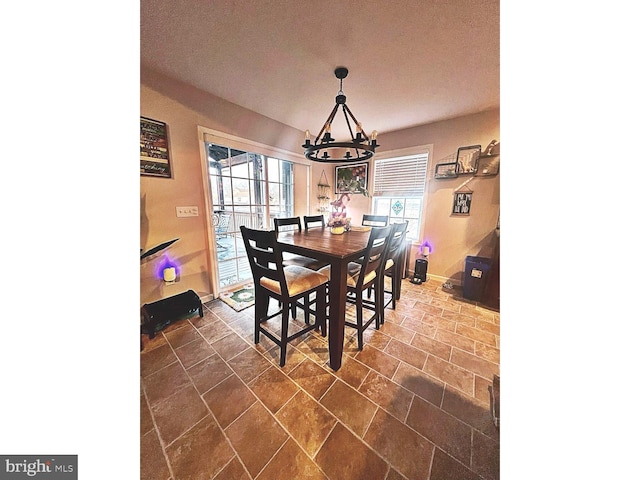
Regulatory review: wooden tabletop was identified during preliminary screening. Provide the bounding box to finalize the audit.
[277,228,370,261]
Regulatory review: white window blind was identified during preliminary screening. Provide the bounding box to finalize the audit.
[372,154,428,196]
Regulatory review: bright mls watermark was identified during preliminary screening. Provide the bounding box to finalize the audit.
[0,456,77,479]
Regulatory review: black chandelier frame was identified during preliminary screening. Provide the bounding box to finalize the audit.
[302,67,378,163]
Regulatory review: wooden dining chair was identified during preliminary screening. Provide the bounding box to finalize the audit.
[274,217,326,270]
[319,225,392,350]
[362,214,389,227]
[303,215,325,230]
[240,226,329,366]
[274,216,328,322]
[378,221,409,324]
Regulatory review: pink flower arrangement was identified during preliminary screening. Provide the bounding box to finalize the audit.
[328,193,351,227]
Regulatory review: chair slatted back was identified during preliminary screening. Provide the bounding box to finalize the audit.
[387,221,409,260]
[274,217,302,234]
[356,225,392,290]
[362,214,389,227]
[240,226,290,298]
[303,215,325,230]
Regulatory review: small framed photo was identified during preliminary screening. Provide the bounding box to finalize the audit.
[140,116,172,178]
[456,145,481,175]
[434,162,458,179]
[335,162,368,194]
[475,155,500,176]
[452,192,473,215]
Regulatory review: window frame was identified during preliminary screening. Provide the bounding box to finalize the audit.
[370,146,431,242]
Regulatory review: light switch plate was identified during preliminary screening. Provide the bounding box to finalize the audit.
[176,206,199,217]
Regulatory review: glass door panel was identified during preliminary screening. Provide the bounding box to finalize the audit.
[207,142,298,292]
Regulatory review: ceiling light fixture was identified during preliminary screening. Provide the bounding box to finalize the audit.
[302,67,378,163]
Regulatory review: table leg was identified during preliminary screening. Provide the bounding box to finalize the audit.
[327,258,347,370]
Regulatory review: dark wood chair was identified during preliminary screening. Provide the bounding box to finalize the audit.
[319,225,392,350]
[240,226,329,366]
[379,221,409,324]
[303,215,325,230]
[274,217,326,270]
[274,216,303,233]
[274,216,328,322]
[362,214,389,227]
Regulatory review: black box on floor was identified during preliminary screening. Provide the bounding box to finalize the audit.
[141,290,203,339]
[462,256,492,301]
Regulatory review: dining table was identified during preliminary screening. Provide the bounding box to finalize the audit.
[273,227,373,371]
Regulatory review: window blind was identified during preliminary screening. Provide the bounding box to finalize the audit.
[372,155,428,196]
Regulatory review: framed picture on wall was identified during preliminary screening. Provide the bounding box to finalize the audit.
[140,116,172,178]
[455,145,481,175]
[452,191,473,215]
[335,162,368,194]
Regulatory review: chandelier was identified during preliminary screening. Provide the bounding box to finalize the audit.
[302,67,378,163]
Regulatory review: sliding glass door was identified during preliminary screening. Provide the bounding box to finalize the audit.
[206,142,296,291]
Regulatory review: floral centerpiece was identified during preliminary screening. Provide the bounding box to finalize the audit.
[327,166,370,234]
[328,193,351,234]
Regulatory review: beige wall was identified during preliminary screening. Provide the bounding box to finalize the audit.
[381,110,500,283]
[309,109,500,284]
[141,66,499,305]
[141,67,307,304]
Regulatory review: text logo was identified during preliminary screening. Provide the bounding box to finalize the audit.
[1,456,77,479]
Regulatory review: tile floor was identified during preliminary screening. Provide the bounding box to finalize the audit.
[141,278,500,480]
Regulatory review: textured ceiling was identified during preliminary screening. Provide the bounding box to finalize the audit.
[140,0,499,139]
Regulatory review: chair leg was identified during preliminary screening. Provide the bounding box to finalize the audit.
[391,267,397,310]
[378,277,385,326]
[254,314,261,344]
[356,294,364,350]
[315,286,327,337]
[377,278,385,328]
[395,266,402,300]
[254,286,268,344]
[304,293,311,324]
[280,305,290,367]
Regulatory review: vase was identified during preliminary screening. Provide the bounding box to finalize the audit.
[330,226,345,235]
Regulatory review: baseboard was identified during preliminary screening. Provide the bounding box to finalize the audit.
[200,293,215,304]
[407,271,461,286]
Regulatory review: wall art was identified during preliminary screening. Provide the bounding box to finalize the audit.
[140,116,172,178]
[452,191,473,215]
[335,162,368,194]
[455,145,481,175]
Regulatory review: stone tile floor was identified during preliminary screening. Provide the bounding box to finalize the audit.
[141,278,500,480]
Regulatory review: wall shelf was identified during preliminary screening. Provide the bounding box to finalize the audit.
[474,154,500,176]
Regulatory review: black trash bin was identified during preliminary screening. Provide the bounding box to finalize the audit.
[463,256,492,301]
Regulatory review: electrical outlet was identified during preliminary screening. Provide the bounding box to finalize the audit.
[176,206,199,217]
